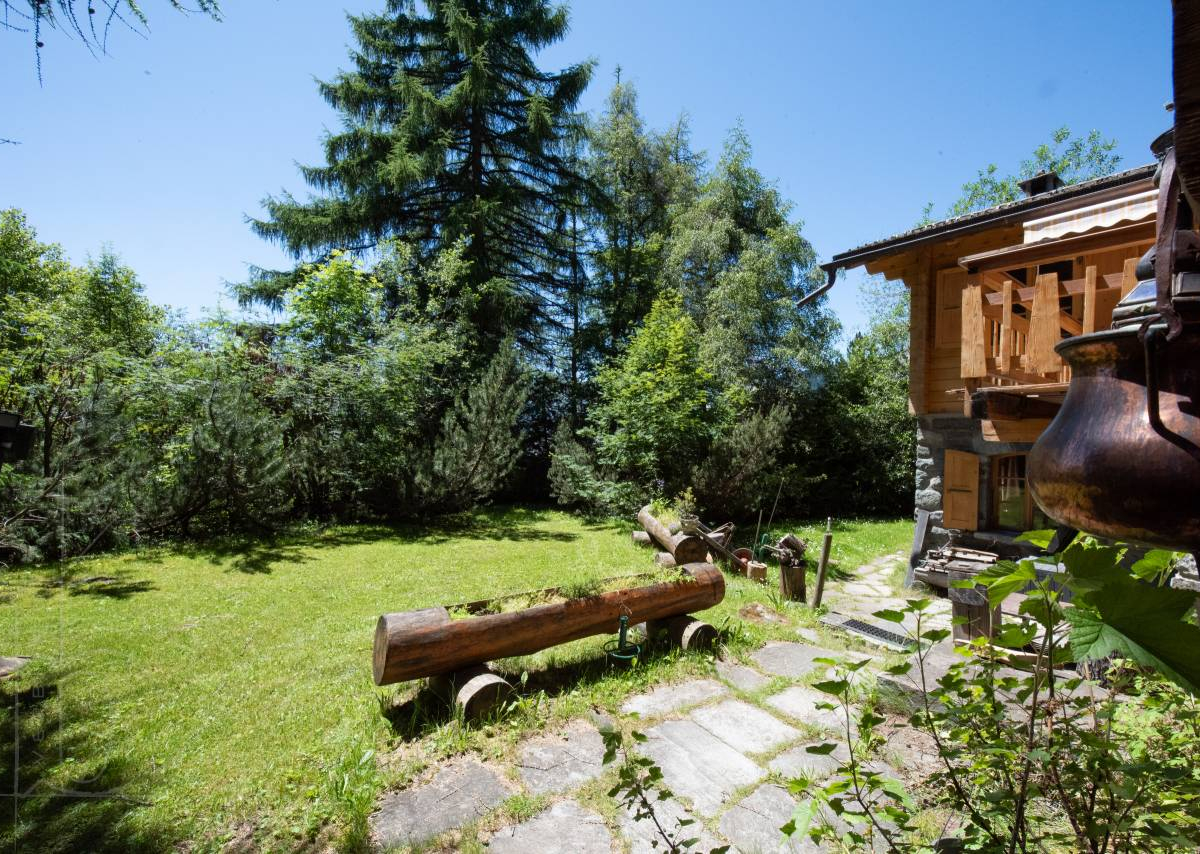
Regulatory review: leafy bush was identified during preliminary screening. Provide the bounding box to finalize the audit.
[788,540,1200,852]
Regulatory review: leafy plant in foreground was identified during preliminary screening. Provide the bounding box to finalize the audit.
[600,726,729,853]
[786,540,1200,852]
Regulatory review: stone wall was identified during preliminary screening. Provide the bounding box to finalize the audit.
[913,414,1042,558]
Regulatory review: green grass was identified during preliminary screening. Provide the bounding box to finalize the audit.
[0,507,909,852]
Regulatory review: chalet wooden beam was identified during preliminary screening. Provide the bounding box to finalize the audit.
[960,284,987,378]
[969,389,1062,421]
[981,418,1052,443]
[1028,273,1064,374]
[958,220,1155,273]
[984,272,1124,305]
[1082,266,1098,334]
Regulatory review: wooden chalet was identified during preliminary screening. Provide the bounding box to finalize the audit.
[825,165,1158,563]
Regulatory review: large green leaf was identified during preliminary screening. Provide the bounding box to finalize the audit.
[1065,577,1200,693]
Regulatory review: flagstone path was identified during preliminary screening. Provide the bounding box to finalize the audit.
[370,552,950,852]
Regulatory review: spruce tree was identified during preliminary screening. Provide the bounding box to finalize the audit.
[248,0,593,357]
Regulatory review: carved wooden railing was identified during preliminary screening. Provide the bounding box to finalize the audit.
[960,259,1139,387]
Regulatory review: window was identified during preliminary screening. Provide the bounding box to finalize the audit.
[992,455,1051,531]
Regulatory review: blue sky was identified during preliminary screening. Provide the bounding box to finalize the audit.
[1,1,1172,339]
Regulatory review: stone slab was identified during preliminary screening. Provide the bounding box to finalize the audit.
[638,719,764,816]
[690,699,800,755]
[768,741,851,781]
[765,686,854,733]
[488,800,611,854]
[618,796,725,854]
[752,642,842,679]
[517,721,605,794]
[718,784,821,853]
[621,678,727,717]
[372,758,510,847]
[716,659,771,692]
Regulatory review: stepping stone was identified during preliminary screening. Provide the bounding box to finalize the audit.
[372,758,510,847]
[795,627,821,644]
[621,678,726,717]
[765,686,854,733]
[517,721,605,794]
[638,719,764,816]
[488,800,611,854]
[718,784,820,853]
[875,642,964,699]
[768,741,851,781]
[752,642,842,679]
[618,796,724,854]
[691,699,800,755]
[715,659,770,692]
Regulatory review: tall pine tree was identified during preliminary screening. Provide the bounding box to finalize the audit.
[246,0,592,357]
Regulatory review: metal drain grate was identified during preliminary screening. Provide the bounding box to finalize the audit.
[821,613,914,652]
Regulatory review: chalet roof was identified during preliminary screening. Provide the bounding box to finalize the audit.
[824,163,1157,275]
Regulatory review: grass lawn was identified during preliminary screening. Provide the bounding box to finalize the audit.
[0,507,910,853]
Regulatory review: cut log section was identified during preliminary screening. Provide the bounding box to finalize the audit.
[639,505,708,564]
[654,552,677,568]
[428,664,513,720]
[632,530,652,547]
[373,563,725,685]
[647,614,718,651]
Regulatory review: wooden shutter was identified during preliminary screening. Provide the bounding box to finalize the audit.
[943,450,980,531]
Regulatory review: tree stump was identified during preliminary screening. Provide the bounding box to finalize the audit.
[779,560,806,602]
[428,664,513,721]
[747,561,768,583]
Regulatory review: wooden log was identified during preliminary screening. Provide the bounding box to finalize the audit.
[747,561,767,583]
[632,530,652,547]
[428,664,513,721]
[648,614,718,651]
[638,505,707,564]
[654,552,677,568]
[373,563,725,685]
[813,518,833,608]
[779,560,806,602]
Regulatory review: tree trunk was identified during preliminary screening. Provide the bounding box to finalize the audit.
[373,563,724,684]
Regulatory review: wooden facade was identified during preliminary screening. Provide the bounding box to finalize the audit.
[827,166,1156,554]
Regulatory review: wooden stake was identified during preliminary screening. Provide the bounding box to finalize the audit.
[812,517,833,608]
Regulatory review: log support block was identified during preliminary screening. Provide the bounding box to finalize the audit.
[632,531,652,547]
[646,614,718,651]
[779,562,806,602]
[428,664,513,721]
[654,552,677,568]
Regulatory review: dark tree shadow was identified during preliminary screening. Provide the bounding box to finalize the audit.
[0,669,173,854]
[378,637,693,743]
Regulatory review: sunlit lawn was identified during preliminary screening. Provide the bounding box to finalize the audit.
[0,507,910,852]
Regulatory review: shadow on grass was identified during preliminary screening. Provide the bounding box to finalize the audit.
[379,636,699,742]
[0,669,173,854]
[120,506,580,575]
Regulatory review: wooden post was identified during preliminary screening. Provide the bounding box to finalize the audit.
[960,282,987,378]
[812,518,833,608]
[1082,265,1098,334]
[1120,256,1139,298]
[997,280,1013,373]
[1028,273,1063,374]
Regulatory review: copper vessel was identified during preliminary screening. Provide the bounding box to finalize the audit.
[1028,324,1200,552]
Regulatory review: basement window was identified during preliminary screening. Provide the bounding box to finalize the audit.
[992,455,1051,532]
